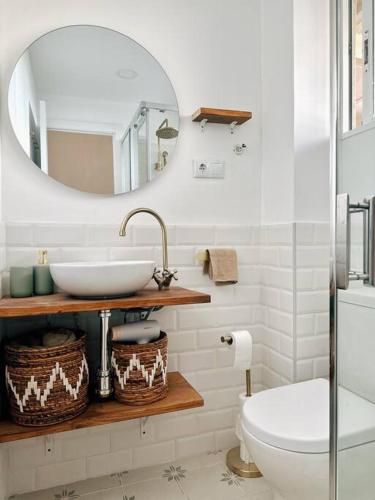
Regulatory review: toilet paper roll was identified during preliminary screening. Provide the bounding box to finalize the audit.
[229,330,253,369]
[238,392,249,409]
[111,320,160,344]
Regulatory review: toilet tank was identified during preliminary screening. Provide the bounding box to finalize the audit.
[338,285,375,404]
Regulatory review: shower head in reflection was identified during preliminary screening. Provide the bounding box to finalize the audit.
[155,119,178,170]
[156,119,179,139]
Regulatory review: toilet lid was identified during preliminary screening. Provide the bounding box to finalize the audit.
[242,378,375,453]
[242,379,329,453]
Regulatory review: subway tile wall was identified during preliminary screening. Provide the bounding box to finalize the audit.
[0,222,330,495]
[295,223,330,382]
[258,224,295,388]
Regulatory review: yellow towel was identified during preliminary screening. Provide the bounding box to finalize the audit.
[203,249,238,285]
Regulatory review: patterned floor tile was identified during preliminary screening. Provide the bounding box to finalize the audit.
[238,475,273,498]
[64,476,118,495]
[179,464,247,500]
[212,455,273,499]
[8,450,273,500]
[121,477,186,500]
[10,475,117,500]
[119,464,168,485]
[251,492,274,500]
[175,449,227,470]
[79,487,127,499]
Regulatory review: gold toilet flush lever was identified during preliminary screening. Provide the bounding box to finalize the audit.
[119,208,178,290]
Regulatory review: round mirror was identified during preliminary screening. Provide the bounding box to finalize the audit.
[8,25,179,195]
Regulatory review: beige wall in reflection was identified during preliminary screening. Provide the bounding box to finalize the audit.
[47,130,114,194]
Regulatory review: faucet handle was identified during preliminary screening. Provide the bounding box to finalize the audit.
[152,267,178,289]
[153,266,162,281]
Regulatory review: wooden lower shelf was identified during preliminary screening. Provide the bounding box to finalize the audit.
[0,372,203,443]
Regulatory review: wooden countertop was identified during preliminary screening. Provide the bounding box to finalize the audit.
[0,287,211,318]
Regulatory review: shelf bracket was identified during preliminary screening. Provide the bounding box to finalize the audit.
[200,118,208,132]
[140,416,151,439]
[229,121,238,135]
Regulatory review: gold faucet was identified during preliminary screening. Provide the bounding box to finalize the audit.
[119,208,178,290]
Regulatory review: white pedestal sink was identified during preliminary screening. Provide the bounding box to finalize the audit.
[50,260,155,299]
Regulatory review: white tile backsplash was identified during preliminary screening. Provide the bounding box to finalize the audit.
[6,224,33,247]
[265,224,293,245]
[33,224,87,247]
[133,441,175,469]
[175,226,215,245]
[86,224,133,247]
[109,246,155,261]
[175,433,215,459]
[2,221,330,495]
[133,225,176,246]
[61,432,110,460]
[295,223,329,382]
[86,449,133,479]
[60,247,110,262]
[214,225,252,245]
[36,459,87,490]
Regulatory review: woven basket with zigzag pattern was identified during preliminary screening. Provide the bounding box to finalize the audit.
[5,330,89,427]
[112,331,168,405]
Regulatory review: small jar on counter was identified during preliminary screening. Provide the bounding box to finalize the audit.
[33,249,54,295]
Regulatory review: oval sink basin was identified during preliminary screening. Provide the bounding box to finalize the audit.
[50,261,155,299]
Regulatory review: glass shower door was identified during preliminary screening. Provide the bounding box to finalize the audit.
[333,0,375,498]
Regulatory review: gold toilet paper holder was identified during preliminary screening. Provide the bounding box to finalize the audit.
[221,335,252,397]
[220,334,262,478]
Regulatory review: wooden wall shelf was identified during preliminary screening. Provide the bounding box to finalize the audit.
[192,107,252,125]
[0,287,211,318]
[0,372,203,443]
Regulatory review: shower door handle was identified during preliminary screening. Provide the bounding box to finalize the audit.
[336,193,351,290]
[336,193,375,289]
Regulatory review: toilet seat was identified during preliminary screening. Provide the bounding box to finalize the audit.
[242,378,329,453]
[242,378,375,454]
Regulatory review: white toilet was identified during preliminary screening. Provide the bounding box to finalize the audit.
[242,378,375,500]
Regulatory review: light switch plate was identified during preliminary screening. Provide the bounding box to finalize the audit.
[193,159,225,178]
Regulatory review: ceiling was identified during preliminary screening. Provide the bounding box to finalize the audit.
[28,25,177,106]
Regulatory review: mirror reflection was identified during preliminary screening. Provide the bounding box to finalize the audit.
[342,0,374,132]
[8,25,179,195]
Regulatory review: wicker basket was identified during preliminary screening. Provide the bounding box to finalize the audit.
[111,332,168,405]
[5,330,89,427]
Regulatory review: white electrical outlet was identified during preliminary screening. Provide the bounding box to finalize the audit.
[193,159,225,178]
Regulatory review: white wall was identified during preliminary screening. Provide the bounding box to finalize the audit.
[0,0,262,226]
[260,0,295,225]
[260,0,330,224]
[293,0,330,223]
